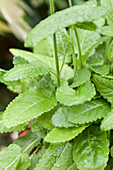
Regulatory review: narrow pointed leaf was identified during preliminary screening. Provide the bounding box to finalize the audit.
[3,86,57,128]
[25,5,105,47]
[0,144,31,170]
[70,68,91,88]
[56,81,96,106]
[68,99,110,124]
[44,126,86,143]
[73,126,109,170]
[52,106,78,128]
[93,74,113,105]
[4,62,50,81]
[101,109,113,131]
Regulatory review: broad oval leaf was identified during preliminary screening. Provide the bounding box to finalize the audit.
[3,86,57,128]
[70,68,91,88]
[56,81,96,106]
[0,144,31,170]
[3,62,50,81]
[52,106,78,128]
[25,5,105,47]
[44,126,86,143]
[93,74,113,105]
[101,109,113,131]
[68,99,110,124]
[73,125,109,170]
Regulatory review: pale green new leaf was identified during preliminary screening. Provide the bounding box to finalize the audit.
[3,62,50,81]
[3,86,57,128]
[25,5,105,47]
[56,81,96,106]
[68,99,110,124]
[52,106,78,128]
[101,109,113,131]
[0,144,31,170]
[13,56,29,65]
[10,49,74,81]
[93,74,113,105]
[70,68,91,88]
[0,112,28,133]
[44,126,86,143]
[97,26,113,37]
[73,125,109,170]
[0,68,6,83]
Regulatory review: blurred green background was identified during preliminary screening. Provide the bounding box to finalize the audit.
[0,0,86,147]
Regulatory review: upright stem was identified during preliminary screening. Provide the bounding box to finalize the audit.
[68,0,77,72]
[103,37,112,65]
[50,0,60,87]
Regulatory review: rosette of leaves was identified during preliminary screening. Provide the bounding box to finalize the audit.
[1,0,113,169]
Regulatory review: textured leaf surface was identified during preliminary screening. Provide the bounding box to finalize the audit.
[73,126,109,170]
[56,81,96,106]
[10,49,74,81]
[3,86,57,128]
[71,68,91,88]
[0,68,6,83]
[101,109,113,131]
[52,106,77,128]
[34,143,65,169]
[44,126,86,143]
[25,5,105,47]
[0,144,31,170]
[0,112,28,133]
[90,65,110,75]
[4,62,50,81]
[68,99,110,124]
[93,74,113,104]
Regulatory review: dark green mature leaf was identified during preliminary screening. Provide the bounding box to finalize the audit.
[56,81,96,106]
[101,110,113,131]
[0,144,31,170]
[3,62,50,81]
[93,74,113,105]
[35,142,74,170]
[3,86,57,128]
[68,99,110,124]
[52,106,77,128]
[34,143,65,169]
[25,5,105,47]
[73,126,109,170]
[70,68,91,88]
[44,126,86,143]
[0,112,28,133]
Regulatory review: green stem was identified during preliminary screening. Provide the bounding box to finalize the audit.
[75,27,83,69]
[103,37,112,65]
[23,137,39,153]
[59,54,66,74]
[68,0,77,72]
[50,0,60,87]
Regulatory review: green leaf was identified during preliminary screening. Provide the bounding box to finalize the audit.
[25,5,105,47]
[0,112,28,133]
[13,56,29,65]
[0,144,31,170]
[56,81,96,106]
[0,68,6,83]
[68,99,110,124]
[93,74,113,105]
[70,68,91,88]
[101,109,113,131]
[34,143,65,169]
[44,126,86,143]
[3,62,50,81]
[74,28,100,56]
[3,86,57,128]
[10,49,74,82]
[33,37,54,57]
[75,22,97,31]
[67,163,78,170]
[52,106,78,128]
[73,125,109,170]
[90,65,110,76]
[32,105,60,130]
[97,26,113,37]
[111,146,113,157]
[14,130,45,154]
[56,29,72,58]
